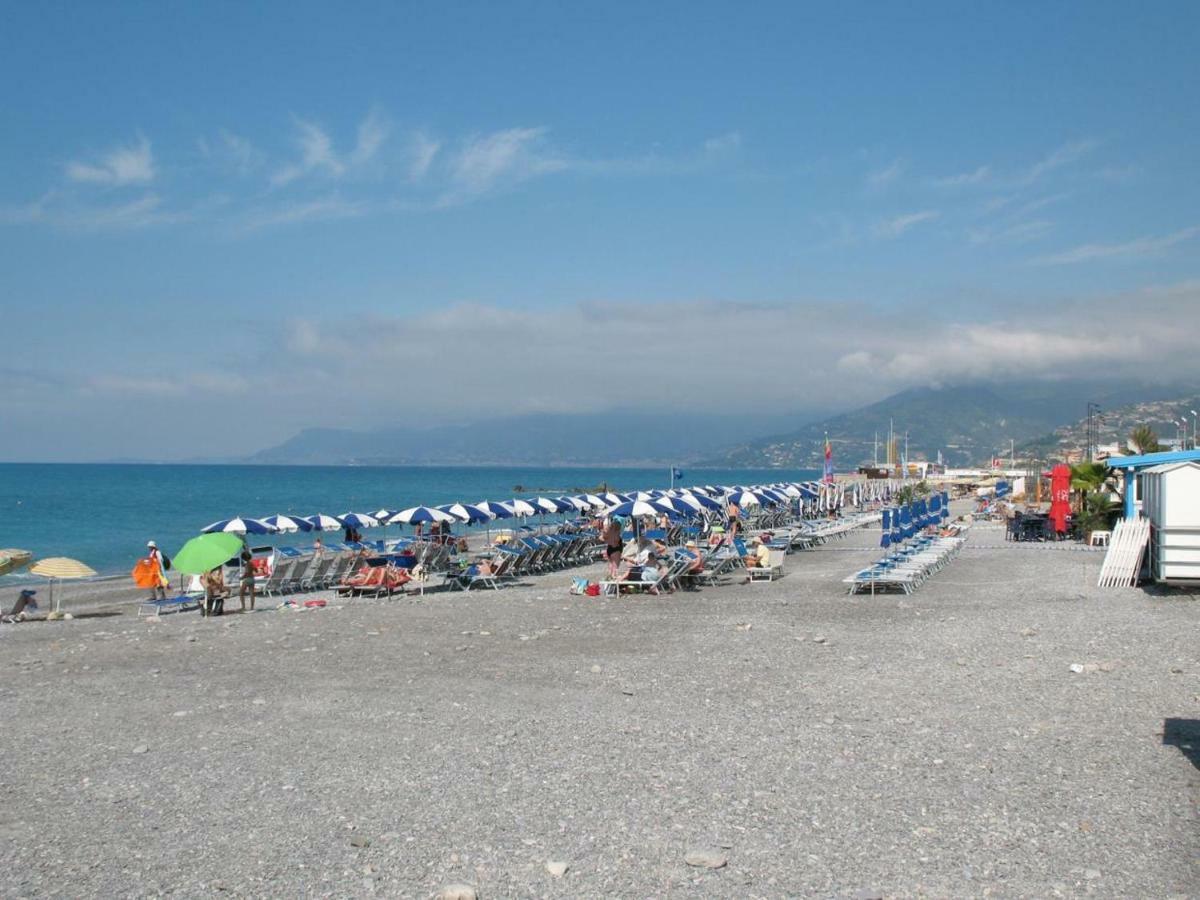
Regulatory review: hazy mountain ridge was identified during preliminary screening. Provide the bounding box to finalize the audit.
[247,410,812,467]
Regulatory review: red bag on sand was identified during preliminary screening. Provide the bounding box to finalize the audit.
[585,583,600,596]
[303,599,327,608]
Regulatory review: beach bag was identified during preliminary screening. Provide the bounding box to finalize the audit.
[161,553,171,571]
[585,583,600,596]
[570,577,589,595]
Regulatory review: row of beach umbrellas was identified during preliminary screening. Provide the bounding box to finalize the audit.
[200,479,898,537]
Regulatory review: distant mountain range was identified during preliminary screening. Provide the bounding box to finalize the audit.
[700,380,1194,469]
[246,379,1194,469]
[247,410,807,467]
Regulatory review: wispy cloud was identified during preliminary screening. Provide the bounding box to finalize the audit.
[442,127,566,201]
[200,130,263,176]
[1032,225,1200,265]
[931,165,990,188]
[270,110,389,187]
[874,209,939,238]
[65,135,156,185]
[968,219,1053,245]
[350,108,389,166]
[1020,138,1099,185]
[87,371,248,396]
[235,195,371,232]
[866,159,904,189]
[407,131,440,182]
[0,191,184,230]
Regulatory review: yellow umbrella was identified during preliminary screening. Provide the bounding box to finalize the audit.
[29,557,97,614]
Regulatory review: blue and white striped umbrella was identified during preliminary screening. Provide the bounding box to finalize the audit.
[682,491,723,511]
[577,494,606,509]
[438,503,493,524]
[728,490,766,507]
[202,517,277,535]
[606,499,674,518]
[304,514,343,532]
[338,512,380,529]
[509,499,538,517]
[559,496,591,511]
[372,508,398,522]
[262,514,314,533]
[389,506,456,525]
[476,500,516,519]
[532,497,567,513]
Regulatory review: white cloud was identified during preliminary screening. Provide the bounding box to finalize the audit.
[66,135,156,185]
[87,371,248,396]
[1020,138,1099,184]
[0,192,183,230]
[235,195,370,232]
[350,108,389,166]
[407,131,441,182]
[270,281,1200,424]
[200,130,263,175]
[931,165,990,187]
[968,219,1053,245]
[271,119,345,186]
[866,159,904,188]
[874,210,939,238]
[1032,225,1200,265]
[440,127,566,204]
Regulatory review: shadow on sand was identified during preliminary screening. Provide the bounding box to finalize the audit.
[1163,718,1200,771]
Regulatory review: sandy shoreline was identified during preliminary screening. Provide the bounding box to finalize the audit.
[1,519,1197,897]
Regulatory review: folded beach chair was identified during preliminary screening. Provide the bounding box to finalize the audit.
[137,594,201,617]
[260,558,300,596]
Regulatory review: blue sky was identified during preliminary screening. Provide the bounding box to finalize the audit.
[2,1,1198,460]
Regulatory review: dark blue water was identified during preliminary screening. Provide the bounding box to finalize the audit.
[0,464,819,578]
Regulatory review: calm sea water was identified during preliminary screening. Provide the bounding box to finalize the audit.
[0,464,819,578]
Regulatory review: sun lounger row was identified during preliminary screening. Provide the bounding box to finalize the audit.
[445,532,601,590]
[842,532,967,595]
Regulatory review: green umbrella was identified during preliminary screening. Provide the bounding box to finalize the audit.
[172,532,244,575]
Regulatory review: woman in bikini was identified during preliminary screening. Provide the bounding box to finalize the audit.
[601,516,624,579]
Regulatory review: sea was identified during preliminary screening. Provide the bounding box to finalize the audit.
[0,463,820,580]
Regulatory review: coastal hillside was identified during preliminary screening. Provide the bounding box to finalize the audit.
[703,380,1190,468]
[1019,391,1200,459]
[247,410,807,467]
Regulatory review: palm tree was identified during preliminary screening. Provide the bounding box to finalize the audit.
[1069,461,1119,536]
[1128,424,1162,455]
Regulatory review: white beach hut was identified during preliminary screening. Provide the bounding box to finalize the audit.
[1141,461,1200,583]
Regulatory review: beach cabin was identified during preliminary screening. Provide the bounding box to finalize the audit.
[1105,449,1200,520]
[1141,461,1200,583]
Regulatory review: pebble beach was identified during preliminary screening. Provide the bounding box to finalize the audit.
[1,520,1197,898]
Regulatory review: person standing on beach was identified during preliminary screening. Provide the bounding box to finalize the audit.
[238,550,257,612]
[601,516,623,579]
[145,541,168,601]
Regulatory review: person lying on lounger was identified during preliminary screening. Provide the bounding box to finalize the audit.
[742,536,771,568]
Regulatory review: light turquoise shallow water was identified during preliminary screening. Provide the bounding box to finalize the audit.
[0,464,819,578]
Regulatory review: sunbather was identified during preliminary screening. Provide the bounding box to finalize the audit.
[2,588,38,622]
[742,536,770,568]
[202,567,227,617]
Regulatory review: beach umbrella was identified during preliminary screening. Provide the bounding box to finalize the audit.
[606,499,673,518]
[559,495,590,512]
[509,499,538,517]
[941,491,951,521]
[202,517,277,535]
[0,548,32,576]
[532,497,562,513]
[728,490,765,507]
[372,509,398,522]
[880,509,892,549]
[578,494,606,509]
[172,532,244,575]
[439,503,493,524]
[389,506,456,525]
[683,491,723,511]
[262,514,314,533]
[303,514,343,532]
[476,500,516,519]
[29,556,97,614]
[338,512,380,529]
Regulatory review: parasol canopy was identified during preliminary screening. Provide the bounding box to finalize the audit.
[172,533,244,575]
[30,557,97,579]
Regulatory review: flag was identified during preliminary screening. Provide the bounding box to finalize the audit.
[822,434,834,483]
[672,466,683,481]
